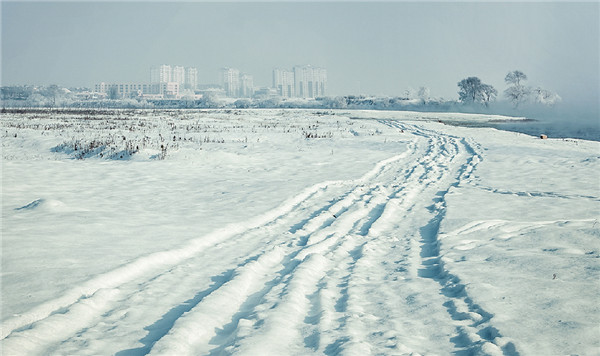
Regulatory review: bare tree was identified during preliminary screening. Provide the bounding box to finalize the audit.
[480,84,498,107]
[458,77,496,106]
[505,70,527,86]
[504,70,530,107]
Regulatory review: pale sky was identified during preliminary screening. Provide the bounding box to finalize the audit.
[2,1,598,109]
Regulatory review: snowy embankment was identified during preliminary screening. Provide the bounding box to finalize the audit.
[1,109,598,355]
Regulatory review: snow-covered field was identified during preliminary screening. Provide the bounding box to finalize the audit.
[2,109,599,355]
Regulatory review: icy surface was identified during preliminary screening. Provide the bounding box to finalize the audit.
[1,109,599,355]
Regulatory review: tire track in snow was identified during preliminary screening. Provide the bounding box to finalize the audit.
[377,120,520,355]
[144,136,428,355]
[231,192,395,354]
[144,244,288,356]
[151,176,407,355]
[316,129,461,354]
[0,138,419,354]
[411,133,521,356]
[3,119,525,355]
[0,288,122,356]
[119,148,421,355]
[254,130,455,355]
[474,185,600,201]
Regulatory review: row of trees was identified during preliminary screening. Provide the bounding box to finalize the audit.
[2,71,560,111]
[458,70,561,108]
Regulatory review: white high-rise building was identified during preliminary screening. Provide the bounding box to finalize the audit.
[172,66,185,86]
[151,65,172,84]
[273,69,295,97]
[221,67,240,97]
[293,65,327,98]
[185,67,198,90]
[240,74,254,98]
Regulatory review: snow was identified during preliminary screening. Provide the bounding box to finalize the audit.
[1,108,599,355]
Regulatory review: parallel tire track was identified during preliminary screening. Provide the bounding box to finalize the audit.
[2,121,520,356]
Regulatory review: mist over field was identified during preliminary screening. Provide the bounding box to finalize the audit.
[508,106,599,141]
[480,101,600,141]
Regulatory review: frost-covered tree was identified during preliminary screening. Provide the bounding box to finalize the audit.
[532,87,561,106]
[505,70,527,86]
[504,85,530,107]
[503,70,561,108]
[25,93,50,107]
[1,85,33,100]
[457,77,496,106]
[234,99,252,108]
[458,77,482,103]
[480,84,498,107]
[418,87,430,103]
[321,96,347,109]
[107,87,119,100]
[40,85,61,106]
[504,70,530,107]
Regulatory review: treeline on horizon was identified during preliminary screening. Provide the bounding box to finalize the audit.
[1,70,560,114]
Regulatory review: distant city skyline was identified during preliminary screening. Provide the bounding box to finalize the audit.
[92,64,327,100]
[2,2,598,110]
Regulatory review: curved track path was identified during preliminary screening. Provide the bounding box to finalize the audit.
[1,121,520,355]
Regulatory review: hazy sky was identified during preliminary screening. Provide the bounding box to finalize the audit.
[2,1,598,108]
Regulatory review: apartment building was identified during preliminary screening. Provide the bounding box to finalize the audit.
[273,68,295,98]
[294,65,327,98]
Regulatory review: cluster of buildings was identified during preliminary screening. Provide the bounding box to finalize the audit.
[220,65,327,99]
[95,65,198,100]
[273,66,327,98]
[221,68,254,98]
[94,64,327,100]
[151,65,198,90]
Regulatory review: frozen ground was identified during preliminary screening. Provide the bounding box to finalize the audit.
[1,109,599,355]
